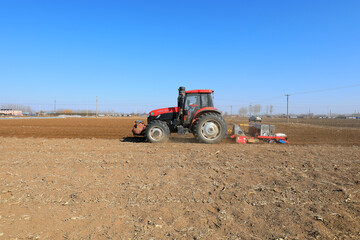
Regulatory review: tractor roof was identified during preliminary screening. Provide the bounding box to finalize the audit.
[185,89,213,94]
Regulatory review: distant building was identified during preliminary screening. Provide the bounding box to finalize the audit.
[0,109,23,116]
[62,110,73,114]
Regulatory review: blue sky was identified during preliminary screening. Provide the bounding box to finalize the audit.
[0,0,359,114]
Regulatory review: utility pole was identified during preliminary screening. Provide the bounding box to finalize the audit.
[96,96,98,117]
[230,105,232,116]
[54,100,56,113]
[285,94,290,123]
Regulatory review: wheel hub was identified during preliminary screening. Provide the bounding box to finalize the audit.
[201,121,219,139]
[150,127,163,140]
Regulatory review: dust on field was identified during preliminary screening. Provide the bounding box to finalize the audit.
[1,137,359,239]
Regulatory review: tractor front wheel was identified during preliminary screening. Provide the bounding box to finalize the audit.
[193,113,227,144]
[145,120,170,143]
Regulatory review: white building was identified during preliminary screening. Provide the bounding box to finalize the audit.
[0,109,23,116]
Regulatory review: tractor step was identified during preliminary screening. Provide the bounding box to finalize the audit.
[177,125,190,135]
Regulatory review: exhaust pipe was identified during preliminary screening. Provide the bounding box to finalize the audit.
[178,86,185,108]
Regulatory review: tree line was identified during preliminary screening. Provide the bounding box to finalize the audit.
[1,104,33,113]
[238,104,274,116]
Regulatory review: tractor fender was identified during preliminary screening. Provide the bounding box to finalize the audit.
[191,107,222,125]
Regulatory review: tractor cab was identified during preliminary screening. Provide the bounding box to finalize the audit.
[182,89,214,126]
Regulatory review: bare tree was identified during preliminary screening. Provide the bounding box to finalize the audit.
[1,104,33,113]
[238,107,248,117]
[254,104,262,115]
[269,105,274,115]
[248,104,253,116]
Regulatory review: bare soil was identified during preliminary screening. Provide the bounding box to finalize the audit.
[0,118,135,140]
[1,117,360,146]
[0,118,359,239]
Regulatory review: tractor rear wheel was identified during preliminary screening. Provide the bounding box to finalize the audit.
[193,113,227,144]
[145,120,170,143]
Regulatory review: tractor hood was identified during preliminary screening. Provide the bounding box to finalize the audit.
[149,107,180,117]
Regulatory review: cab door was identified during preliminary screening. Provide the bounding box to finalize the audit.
[183,94,201,126]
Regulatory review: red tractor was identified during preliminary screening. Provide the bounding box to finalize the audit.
[133,86,227,144]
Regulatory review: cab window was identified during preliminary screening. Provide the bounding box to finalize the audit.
[185,94,200,110]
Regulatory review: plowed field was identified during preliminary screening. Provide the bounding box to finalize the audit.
[0,117,359,239]
[0,117,360,145]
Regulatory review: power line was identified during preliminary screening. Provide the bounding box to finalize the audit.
[96,96,98,117]
[290,83,360,96]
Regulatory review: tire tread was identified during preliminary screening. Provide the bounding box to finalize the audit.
[146,120,170,143]
[193,113,227,144]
